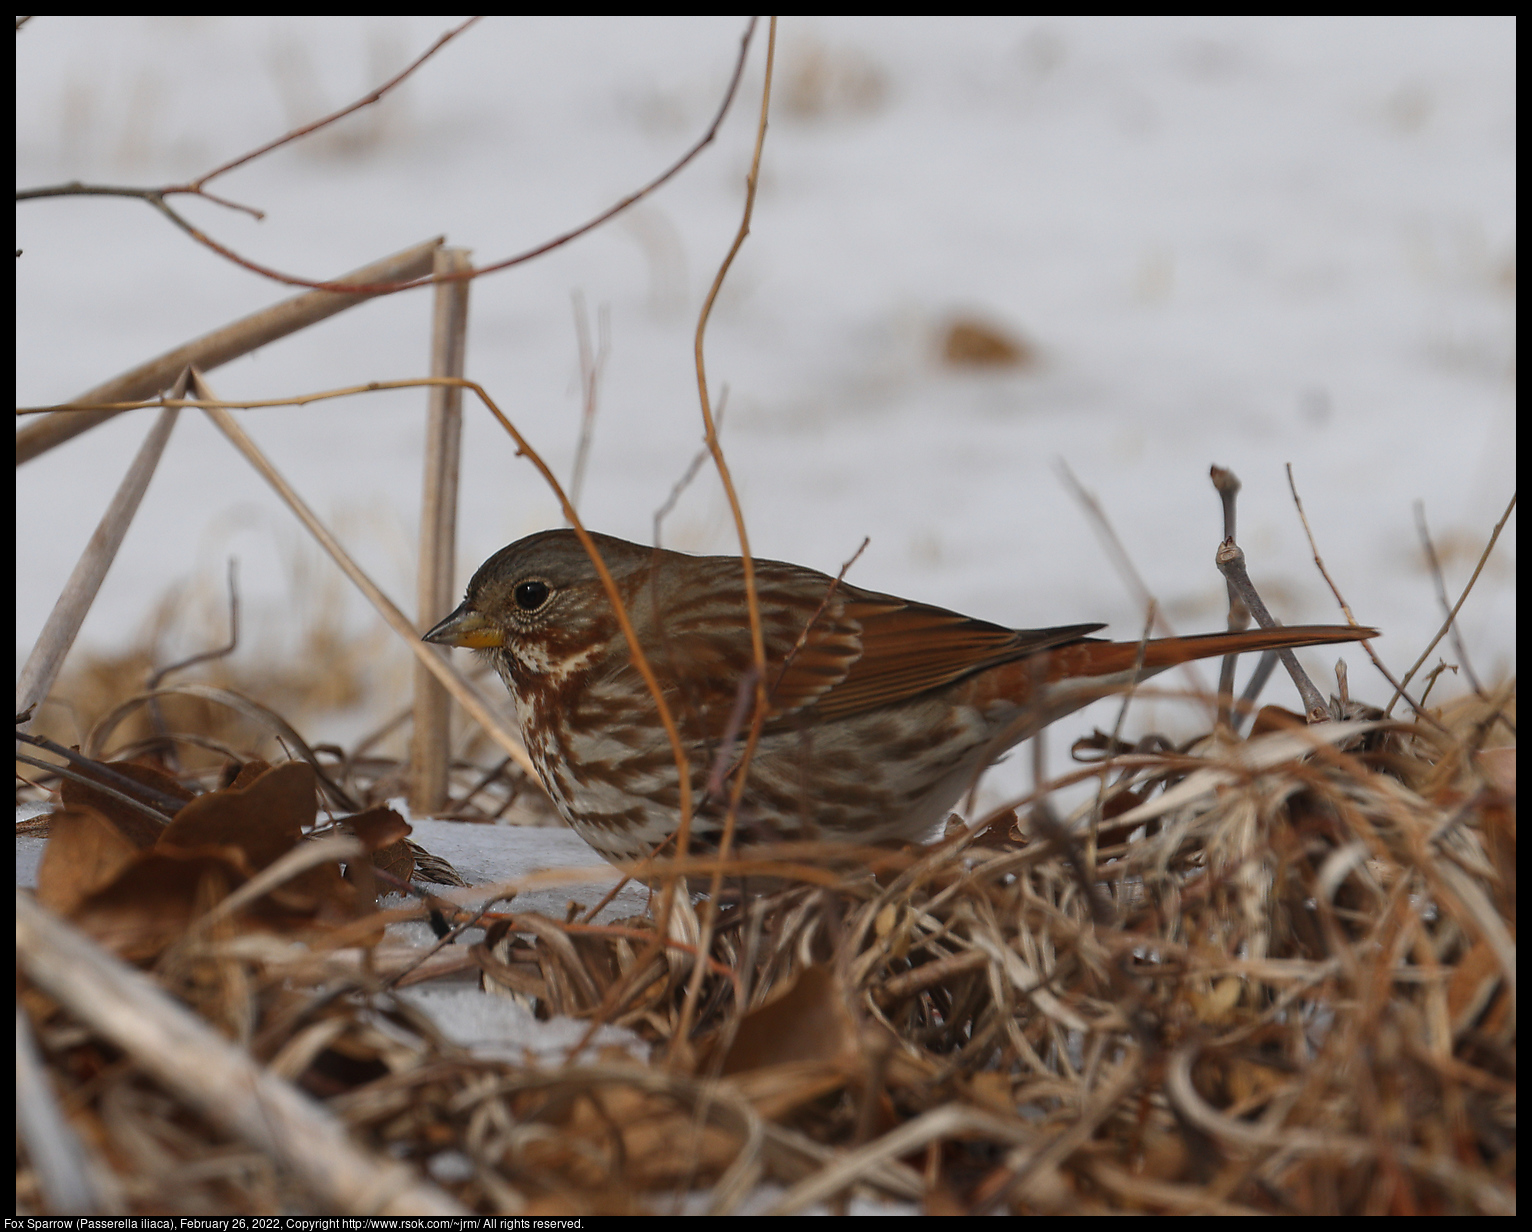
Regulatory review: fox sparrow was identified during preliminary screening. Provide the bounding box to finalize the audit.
[425,530,1375,865]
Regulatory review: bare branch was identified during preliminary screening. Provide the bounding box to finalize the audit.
[1414,500,1484,696]
[1284,463,1426,723]
[1214,539,1330,722]
[1388,491,1516,717]
[18,18,760,298]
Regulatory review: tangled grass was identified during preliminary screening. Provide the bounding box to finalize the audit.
[17,682,1514,1215]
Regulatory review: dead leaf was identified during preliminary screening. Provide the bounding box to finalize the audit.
[158,760,316,869]
[35,806,140,914]
[68,846,245,961]
[60,757,193,848]
[721,963,858,1074]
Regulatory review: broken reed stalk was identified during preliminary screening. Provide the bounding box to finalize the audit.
[16,999,114,1214]
[189,371,537,780]
[411,246,474,816]
[15,368,190,723]
[14,237,445,464]
[16,891,468,1216]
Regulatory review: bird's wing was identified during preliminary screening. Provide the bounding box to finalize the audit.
[795,598,1104,721]
[624,555,1104,729]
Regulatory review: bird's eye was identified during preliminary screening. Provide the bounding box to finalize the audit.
[514,579,551,612]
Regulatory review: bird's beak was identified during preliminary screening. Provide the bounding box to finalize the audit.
[423,603,505,649]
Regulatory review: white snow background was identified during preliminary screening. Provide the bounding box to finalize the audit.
[14,19,1515,1205]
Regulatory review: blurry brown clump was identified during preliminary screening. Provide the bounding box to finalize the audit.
[940,315,1035,369]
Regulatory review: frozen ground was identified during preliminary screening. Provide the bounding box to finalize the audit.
[17,18,1515,842]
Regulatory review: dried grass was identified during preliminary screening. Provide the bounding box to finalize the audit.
[16,678,1515,1215]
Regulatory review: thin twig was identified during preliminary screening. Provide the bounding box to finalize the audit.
[383,903,498,992]
[1055,459,1216,717]
[1284,464,1426,722]
[17,731,189,814]
[1210,466,1247,730]
[13,737,180,825]
[674,15,778,1052]
[1233,649,1283,730]
[653,387,728,546]
[1387,491,1515,717]
[1055,459,1171,636]
[566,291,610,521]
[1414,500,1485,696]
[148,558,241,690]
[83,682,359,812]
[1213,539,1329,721]
[767,537,870,705]
[195,20,482,191]
[19,19,761,298]
[1092,601,1157,863]
[19,19,482,213]
[702,667,764,805]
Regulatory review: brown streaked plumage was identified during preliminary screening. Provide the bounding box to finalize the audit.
[425,529,1376,865]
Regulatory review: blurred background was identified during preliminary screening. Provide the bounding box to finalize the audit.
[15,16,1515,809]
